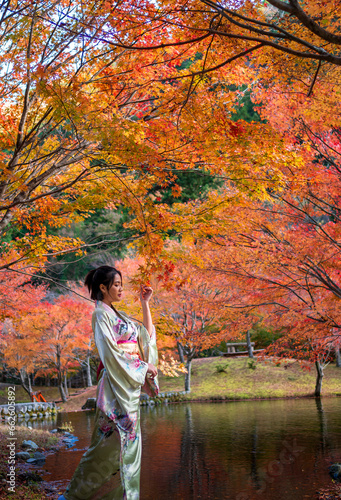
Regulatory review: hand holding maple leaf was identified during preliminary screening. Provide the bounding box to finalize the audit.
[140,285,153,304]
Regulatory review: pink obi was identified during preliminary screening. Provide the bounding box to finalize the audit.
[97,340,141,382]
[117,339,141,358]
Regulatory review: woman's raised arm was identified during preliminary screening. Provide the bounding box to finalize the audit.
[140,285,153,337]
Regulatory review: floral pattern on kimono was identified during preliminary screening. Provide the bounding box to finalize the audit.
[93,300,158,442]
[97,414,116,438]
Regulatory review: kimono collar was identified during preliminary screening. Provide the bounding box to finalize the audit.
[95,300,143,328]
[95,300,115,315]
[95,300,131,324]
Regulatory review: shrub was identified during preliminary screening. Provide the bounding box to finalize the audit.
[215,364,229,373]
[247,360,257,370]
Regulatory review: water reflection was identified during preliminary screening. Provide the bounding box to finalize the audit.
[140,399,341,499]
[249,424,261,491]
[35,399,341,499]
[176,406,213,498]
[16,415,58,429]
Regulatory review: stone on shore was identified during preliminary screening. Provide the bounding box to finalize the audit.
[15,451,31,460]
[22,440,39,450]
[81,397,96,410]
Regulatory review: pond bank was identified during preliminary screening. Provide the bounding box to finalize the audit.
[0,423,70,499]
[42,356,341,413]
[159,356,341,401]
[3,357,341,414]
[62,356,341,412]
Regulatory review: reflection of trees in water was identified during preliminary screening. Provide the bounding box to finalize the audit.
[174,405,213,498]
[86,413,94,434]
[315,398,329,455]
[250,424,262,491]
[139,401,341,499]
[245,423,270,495]
[314,398,338,474]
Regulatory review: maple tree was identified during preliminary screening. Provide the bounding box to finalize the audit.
[126,0,341,395]
[264,329,339,397]
[1,0,340,405]
[1,319,40,395]
[152,247,236,391]
[173,120,341,395]
[0,0,339,274]
[0,0,310,285]
[116,0,341,113]
[146,49,341,390]
[1,293,93,401]
[0,0,150,272]
[0,1,158,273]
[123,0,341,60]
[0,267,47,392]
[32,296,93,402]
[0,267,47,321]
[112,255,187,378]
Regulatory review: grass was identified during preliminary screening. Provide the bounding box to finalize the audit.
[0,424,59,449]
[158,356,341,400]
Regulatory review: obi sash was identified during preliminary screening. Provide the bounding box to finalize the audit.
[96,340,140,382]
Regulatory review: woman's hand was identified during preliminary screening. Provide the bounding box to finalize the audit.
[140,285,153,304]
[146,363,158,380]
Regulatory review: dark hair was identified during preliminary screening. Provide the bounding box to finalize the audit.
[84,265,122,301]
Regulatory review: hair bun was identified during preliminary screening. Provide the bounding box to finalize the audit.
[84,266,122,301]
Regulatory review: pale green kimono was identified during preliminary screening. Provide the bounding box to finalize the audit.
[63,300,159,500]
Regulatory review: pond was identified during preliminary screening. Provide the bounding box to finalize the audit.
[32,398,341,499]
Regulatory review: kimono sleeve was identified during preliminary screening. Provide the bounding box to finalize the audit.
[93,310,148,413]
[138,323,159,398]
[147,324,158,367]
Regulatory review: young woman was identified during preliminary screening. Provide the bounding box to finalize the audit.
[58,265,158,500]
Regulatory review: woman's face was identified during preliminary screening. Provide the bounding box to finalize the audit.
[103,274,123,303]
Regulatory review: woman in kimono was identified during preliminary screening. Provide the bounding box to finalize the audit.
[58,265,158,500]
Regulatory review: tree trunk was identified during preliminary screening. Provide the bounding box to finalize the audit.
[246,331,254,358]
[86,352,93,387]
[57,366,68,402]
[177,342,185,364]
[315,360,324,397]
[28,372,32,393]
[19,368,31,396]
[185,358,192,392]
[63,371,68,397]
[58,383,68,402]
[335,347,341,368]
[56,346,67,401]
